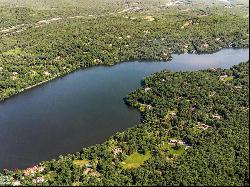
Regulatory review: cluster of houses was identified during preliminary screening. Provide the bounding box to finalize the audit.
[0,176,15,186]
[118,7,143,14]
[12,180,21,186]
[36,18,62,25]
[166,0,189,7]
[0,24,29,36]
[0,165,46,186]
[23,165,45,177]
[241,107,249,111]
[169,139,191,150]
[67,16,85,19]
[34,18,62,29]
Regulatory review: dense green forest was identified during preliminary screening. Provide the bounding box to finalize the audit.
[1,62,248,186]
[0,1,249,101]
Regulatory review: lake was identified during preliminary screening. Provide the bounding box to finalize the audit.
[0,48,249,170]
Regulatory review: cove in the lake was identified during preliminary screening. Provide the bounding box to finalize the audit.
[0,48,249,170]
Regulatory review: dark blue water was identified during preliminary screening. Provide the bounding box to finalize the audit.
[0,48,249,170]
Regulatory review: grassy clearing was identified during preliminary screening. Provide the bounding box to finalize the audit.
[72,182,82,186]
[45,171,57,181]
[191,126,203,135]
[2,48,25,56]
[73,159,90,168]
[222,76,234,82]
[121,151,151,169]
[162,143,185,156]
[164,109,177,120]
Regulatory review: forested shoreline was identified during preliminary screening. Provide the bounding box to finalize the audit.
[1,61,248,186]
[0,8,249,101]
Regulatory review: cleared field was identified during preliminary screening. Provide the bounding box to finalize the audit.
[121,151,151,169]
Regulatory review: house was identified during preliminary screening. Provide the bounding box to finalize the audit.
[185,145,191,150]
[191,105,197,111]
[209,92,216,97]
[169,139,191,148]
[85,163,93,168]
[90,172,100,177]
[212,114,222,119]
[44,71,51,76]
[32,177,45,184]
[23,165,45,176]
[177,140,186,145]
[143,30,150,35]
[84,168,93,175]
[145,104,153,110]
[11,76,17,80]
[169,139,178,145]
[12,180,21,186]
[201,43,209,48]
[208,68,217,71]
[144,16,155,22]
[197,122,212,130]
[219,74,228,80]
[12,72,18,76]
[172,112,177,116]
[234,86,242,89]
[112,147,123,157]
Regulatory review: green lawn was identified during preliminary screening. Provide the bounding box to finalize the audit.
[191,126,203,135]
[222,76,234,82]
[2,48,25,56]
[164,109,177,120]
[121,151,151,169]
[162,143,185,156]
[73,159,90,168]
[72,182,82,186]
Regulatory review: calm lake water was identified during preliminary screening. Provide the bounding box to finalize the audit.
[0,48,249,170]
